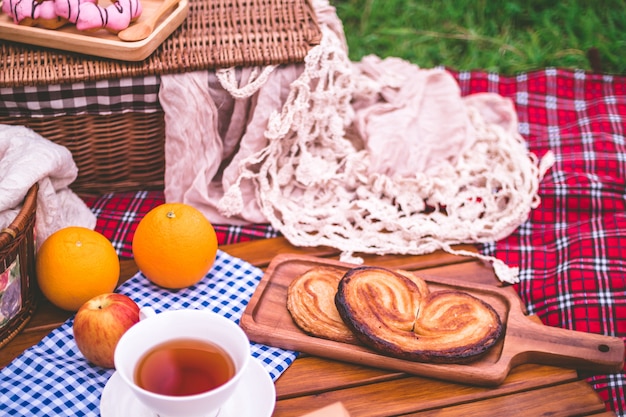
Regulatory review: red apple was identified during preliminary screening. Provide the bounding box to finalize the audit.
[73,293,140,368]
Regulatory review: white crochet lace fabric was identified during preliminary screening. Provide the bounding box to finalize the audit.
[219,2,553,283]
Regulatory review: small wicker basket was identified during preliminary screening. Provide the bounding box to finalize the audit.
[0,184,38,349]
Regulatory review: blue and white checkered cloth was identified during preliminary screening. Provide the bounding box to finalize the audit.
[0,250,297,416]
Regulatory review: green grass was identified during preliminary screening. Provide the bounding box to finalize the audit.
[333,0,626,75]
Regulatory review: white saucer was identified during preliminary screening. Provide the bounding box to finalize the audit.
[100,357,276,417]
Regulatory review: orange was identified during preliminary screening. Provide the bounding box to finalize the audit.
[36,227,120,311]
[132,203,218,289]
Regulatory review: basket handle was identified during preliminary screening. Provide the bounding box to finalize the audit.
[1,227,17,240]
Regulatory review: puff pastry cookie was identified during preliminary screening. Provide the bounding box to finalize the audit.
[335,266,503,363]
[287,266,359,344]
[287,266,430,345]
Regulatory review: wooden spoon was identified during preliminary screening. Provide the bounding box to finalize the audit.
[117,0,181,42]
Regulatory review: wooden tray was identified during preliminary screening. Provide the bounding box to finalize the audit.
[0,0,188,61]
[240,254,625,387]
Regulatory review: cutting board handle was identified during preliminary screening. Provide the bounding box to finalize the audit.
[509,315,625,373]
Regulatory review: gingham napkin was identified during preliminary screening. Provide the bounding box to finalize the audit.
[0,250,297,416]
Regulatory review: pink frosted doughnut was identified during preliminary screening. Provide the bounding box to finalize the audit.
[73,0,142,32]
[2,0,26,23]
[1,0,14,20]
[54,0,98,24]
[4,0,55,23]
[2,0,142,33]
[4,0,68,28]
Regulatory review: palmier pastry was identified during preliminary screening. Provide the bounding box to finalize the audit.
[335,266,503,363]
[287,266,358,343]
[287,266,429,344]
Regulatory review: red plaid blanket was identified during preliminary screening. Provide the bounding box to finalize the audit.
[455,68,626,414]
[83,68,626,416]
[83,191,280,257]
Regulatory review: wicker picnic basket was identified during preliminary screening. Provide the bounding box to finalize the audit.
[0,184,38,348]
[0,0,321,196]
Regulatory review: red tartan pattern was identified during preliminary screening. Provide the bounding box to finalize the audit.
[82,191,279,259]
[454,68,626,415]
[84,68,626,415]
[83,191,164,257]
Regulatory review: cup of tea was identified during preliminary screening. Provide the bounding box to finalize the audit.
[114,307,251,417]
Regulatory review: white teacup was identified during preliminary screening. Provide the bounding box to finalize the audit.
[114,307,251,417]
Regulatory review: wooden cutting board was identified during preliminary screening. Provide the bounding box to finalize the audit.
[240,254,624,387]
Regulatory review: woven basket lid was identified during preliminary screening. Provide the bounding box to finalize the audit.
[0,0,321,87]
